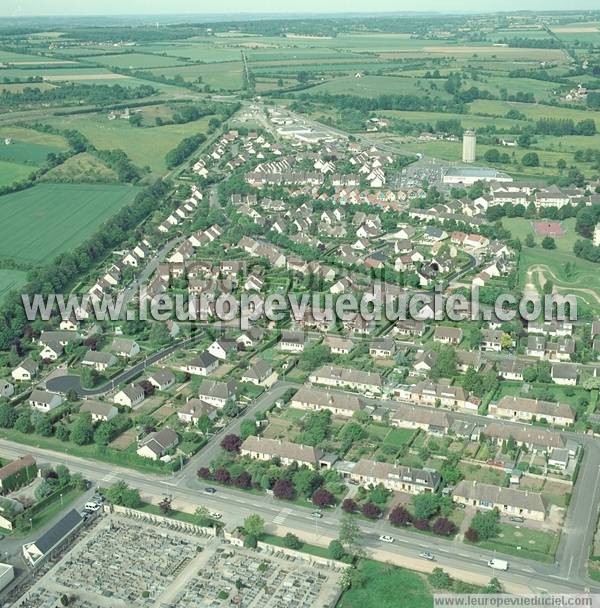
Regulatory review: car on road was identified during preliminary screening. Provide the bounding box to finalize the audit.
[210,512,222,519]
[379,535,394,543]
[84,502,101,512]
[509,516,525,523]
[204,487,217,495]
[310,511,323,519]
[419,552,435,561]
[488,558,509,571]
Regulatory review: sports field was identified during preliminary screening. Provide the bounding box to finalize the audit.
[0,183,140,264]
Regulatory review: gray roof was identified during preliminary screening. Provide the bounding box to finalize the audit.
[32,509,83,555]
[454,480,545,514]
[190,351,218,368]
[198,379,236,400]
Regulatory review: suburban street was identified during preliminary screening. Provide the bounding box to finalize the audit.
[1,381,600,594]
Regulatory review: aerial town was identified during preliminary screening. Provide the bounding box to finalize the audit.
[0,5,599,607]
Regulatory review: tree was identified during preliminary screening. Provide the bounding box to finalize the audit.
[283,533,302,550]
[465,527,479,542]
[233,471,252,489]
[522,152,540,167]
[339,513,362,556]
[429,568,453,590]
[14,411,32,434]
[483,577,503,594]
[197,414,213,435]
[389,505,413,527]
[361,502,382,520]
[70,412,94,445]
[34,414,53,437]
[312,488,335,508]
[524,233,535,248]
[94,421,112,445]
[158,496,172,515]
[328,539,346,560]
[220,434,242,453]
[293,468,322,497]
[341,498,358,513]
[240,419,256,440]
[105,481,141,508]
[273,478,295,500]
[214,468,231,484]
[432,517,457,536]
[542,236,556,250]
[149,322,171,345]
[55,422,70,441]
[243,514,265,539]
[0,403,17,428]
[484,149,501,163]
[413,493,440,520]
[197,467,212,479]
[471,509,500,541]
[222,402,239,418]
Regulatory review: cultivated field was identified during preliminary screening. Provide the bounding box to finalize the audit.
[0,269,28,304]
[0,183,140,264]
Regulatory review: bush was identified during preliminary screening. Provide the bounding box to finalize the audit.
[465,527,479,542]
[197,467,212,479]
[283,533,302,550]
[233,471,252,489]
[312,488,335,508]
[413,518,430,531]
[432,517,457,536]
[341,498,357,513]
[214,468,231,484]
[273,478,295,500]
[389,506,413,527]
[429,567,453,590]
[361,502,382,520]
[471,509,499,541]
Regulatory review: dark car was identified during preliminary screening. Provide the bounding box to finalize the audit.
[204,487,217,495]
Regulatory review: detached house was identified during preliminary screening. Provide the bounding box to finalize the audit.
[207,339,238,361]
[80,400,117,423]
[241,360,273,385]
[12,359,38,382]
[291,386,364,418]
[279,331,306,353]
[147,369,175,391]
[137,428,178,461]
[110,338,140,359]
[433,326,463,346]
[81,351,116,372]
[113,384,145,408]
[198,380,237,408]
[186,351,219,376]
[177,399,218,425]
[29,390,63,413]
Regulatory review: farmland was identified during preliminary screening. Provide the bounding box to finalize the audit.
[0,183,140,264]
[46,113,214,174]
[0,269,28,304]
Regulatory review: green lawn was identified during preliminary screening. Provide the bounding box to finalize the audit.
[0,183,140,264]
[337,560,433,608]
[473,523,559,563]
[383,427,416,448]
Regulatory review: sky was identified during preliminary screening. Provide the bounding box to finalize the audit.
[1,1,599,18]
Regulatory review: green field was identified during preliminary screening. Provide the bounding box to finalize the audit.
[47,113,213,174]
[474,523,559,563]
[0,269,28,303]
[0,183,140,264]
[0,160,35,187]
[92,52,189,69]
[305,75,449,98]
[146,62,243,90]
[337,560,432,608]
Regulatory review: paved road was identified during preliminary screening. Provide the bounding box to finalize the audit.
[45,332,204,397]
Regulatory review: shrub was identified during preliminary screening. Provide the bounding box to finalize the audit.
[465,527,479,542]
[214,468,231,484]
[413,518,430,531]
[312,488,335,508]
[432,517,457,536]
[389,505,413,527]
[273,478,295,500]
[341,498,357,513]
[197,467,212,479]
[361,502,382,520]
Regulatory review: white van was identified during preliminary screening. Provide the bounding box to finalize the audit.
[487,558,508,571]
[84,502,101,512]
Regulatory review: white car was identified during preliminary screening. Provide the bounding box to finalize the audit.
[210,512,222,519]
[379,535,394,543]
[419,552,435,561]
[84,502,101,512]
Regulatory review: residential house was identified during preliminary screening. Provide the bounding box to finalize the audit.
[344,459,440,495]
[137,428,179,461]
[323,335,354,355]
[80,400,118,423]
[0,454,37,492]
[309,366,382,394]
[0,379,14,399]
[481,329,503,352]
[453,480,545,521]
[177,399,218,425]
[110,338,140,359]
[207,339,238,361]
[236,327,265,349]
[241,360,273,385]
[433,326,463,345]
[11,359,38,382]
[369,338,396,358]
[291,386,364,418]
[551,363,578,387]
[241,436,326,468]
[186,351,219,376]
[81,351,116,372]
[489,395,575,426]
[113,383,145,408]
[279,331,306,353]
[198,380,237,408]
[147,369,176,391]
[29,390,63,413]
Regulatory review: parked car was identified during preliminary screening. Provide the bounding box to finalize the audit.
[509,516,525,523]
[204,487,217,495]
[379,535,394,543]
[210,512,222,519]
[419,552,435,561]
[84,502,100,512]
